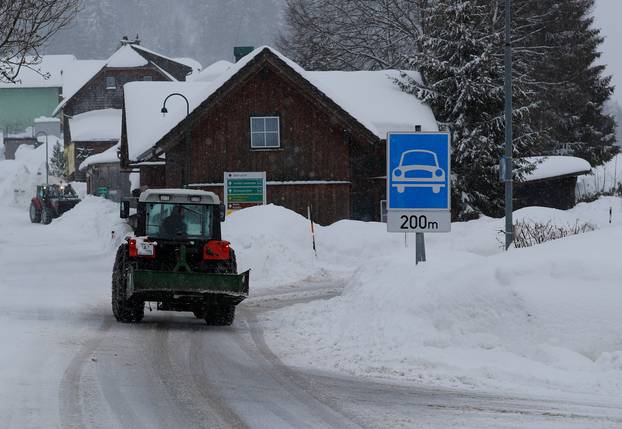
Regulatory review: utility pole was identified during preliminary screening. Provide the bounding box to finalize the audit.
[504,0,513,250]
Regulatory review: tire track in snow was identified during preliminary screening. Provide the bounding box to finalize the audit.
[58,317,114,429]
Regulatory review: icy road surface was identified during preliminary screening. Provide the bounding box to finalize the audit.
[1,204,622,429]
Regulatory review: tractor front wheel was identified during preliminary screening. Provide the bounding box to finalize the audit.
[41,208,52,225]
[112,245,144,323]
[204,305,235,326]
[29,202,41,223]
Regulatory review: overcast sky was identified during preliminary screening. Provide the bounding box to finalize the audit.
[594,0,622,103]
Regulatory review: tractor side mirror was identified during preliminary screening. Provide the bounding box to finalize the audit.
[219,202,226,222]
[120,200,130,219]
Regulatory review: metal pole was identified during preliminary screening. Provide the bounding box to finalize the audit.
[504,0,513,250]
[45,134,49,186]
[36,131,49,185]
[415,232,426,264]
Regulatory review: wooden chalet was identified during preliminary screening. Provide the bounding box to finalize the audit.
[120,47,437,225]
[53,36,193,180]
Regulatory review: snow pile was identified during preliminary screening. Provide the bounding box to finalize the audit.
[54,195,131,251]
[219,196,622,397]
[0,142,62,206]
[577,153,622,197]
[222,204,318,289]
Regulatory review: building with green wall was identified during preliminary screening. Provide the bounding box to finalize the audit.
[0,55,76,134]
[0,87,61,133]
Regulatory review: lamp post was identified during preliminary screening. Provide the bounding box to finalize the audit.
[503,0,513,250]
[161,93,190,187]
[35,131,49,186]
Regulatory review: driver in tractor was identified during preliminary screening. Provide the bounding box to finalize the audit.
[160,205,188,238]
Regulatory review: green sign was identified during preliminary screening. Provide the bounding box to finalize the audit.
[224,172,266,215]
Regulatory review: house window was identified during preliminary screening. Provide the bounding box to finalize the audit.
[143,75,152,81]
[250,116,280,148]
[105,76,116,89]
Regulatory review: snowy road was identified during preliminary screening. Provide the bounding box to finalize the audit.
[1,203,622,429]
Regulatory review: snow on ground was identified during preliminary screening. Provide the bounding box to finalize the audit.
[238,198,622,400]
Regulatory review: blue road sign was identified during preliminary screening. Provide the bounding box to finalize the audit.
[387,132,450,210]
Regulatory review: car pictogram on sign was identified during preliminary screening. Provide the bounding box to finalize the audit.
[391,149,446,194]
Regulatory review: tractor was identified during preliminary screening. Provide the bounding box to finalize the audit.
[29,184,81,224]
[113,189,249,325]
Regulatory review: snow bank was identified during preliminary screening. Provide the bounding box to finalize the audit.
[222,204,318,289]
[0,142,62,207]
[53,195,131,251]
[219,197,622,398]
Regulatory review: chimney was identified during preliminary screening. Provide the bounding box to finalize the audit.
[120,35,141,47]
[233,46,254,62]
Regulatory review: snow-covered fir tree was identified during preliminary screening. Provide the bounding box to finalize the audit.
[531,0,617,165]
[399,0,541,218]
[50,141,66,178]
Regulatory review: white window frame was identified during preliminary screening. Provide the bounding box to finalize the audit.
[105,76,116,90]
[250,116,280,149]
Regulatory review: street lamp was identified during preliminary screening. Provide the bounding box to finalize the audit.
[161,93,191,187]
[35,130,49,186]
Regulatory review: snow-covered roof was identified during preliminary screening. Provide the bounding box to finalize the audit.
[52,44,189,116]
[190,60,233,82]
[174,57,202,73]
[69,108,122,142]
[34,116,60,123]
[106,45,148,68]
[79,143,120,170]
[53,60,107,115]
[306,70,437,136]
[0,55,76,89]
[124,46,437,162]
[523,156,592,182]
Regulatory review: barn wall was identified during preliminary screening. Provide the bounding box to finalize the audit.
[515,176,579,210]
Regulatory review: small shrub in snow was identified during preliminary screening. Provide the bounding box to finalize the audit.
[512,220,596,248]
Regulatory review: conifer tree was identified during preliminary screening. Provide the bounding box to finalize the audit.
[533,0,617,165]
[399,0,541,218]
[50,141,67,179]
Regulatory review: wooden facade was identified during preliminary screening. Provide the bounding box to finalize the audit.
[130,50,389,225]
[85,162,131,202]
[60,42,192,180]
[515,175,582,211]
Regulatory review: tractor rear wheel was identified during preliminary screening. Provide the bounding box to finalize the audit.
[204,305,235,326]
[112,244,144,323]
[29,202,41,223]
[41,208,52,225]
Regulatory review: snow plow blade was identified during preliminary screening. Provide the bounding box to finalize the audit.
[128,269,249,302]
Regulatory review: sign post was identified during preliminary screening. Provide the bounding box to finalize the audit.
[224,171,267,216]
[386,132,451,263]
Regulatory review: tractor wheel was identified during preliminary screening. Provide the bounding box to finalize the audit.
[41,208,52,225]
[29,202,41,223]
[112,244,144,323]
[204,305,235,326]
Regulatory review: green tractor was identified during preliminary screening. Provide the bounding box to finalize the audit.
[113,189,249,325]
